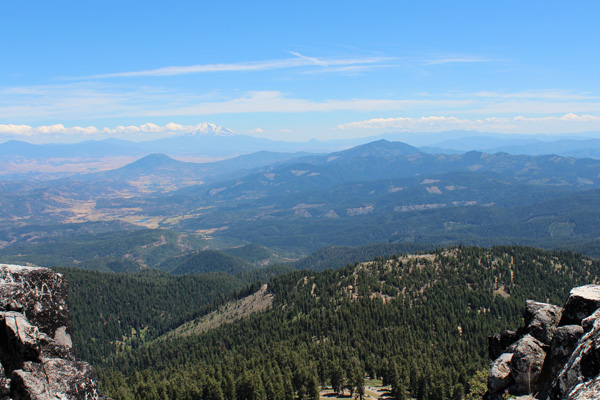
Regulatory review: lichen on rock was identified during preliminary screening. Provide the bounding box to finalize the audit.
[0,264,109,400]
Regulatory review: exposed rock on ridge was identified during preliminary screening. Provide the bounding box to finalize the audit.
[0,263,109,400]
[485,285,600,400]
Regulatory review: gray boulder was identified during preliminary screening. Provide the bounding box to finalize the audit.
[509,334,548,394]
[525,300,563,344]
[11,359,105,400]
[549,310,600,400]
[559,285,600,326]
[582,309,600,332]
[547,325,585,380]
[487,288,600,399]
[488,352,514,394]
[0,311,74,371]
[0,264,71,342]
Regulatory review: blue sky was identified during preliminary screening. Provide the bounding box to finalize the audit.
[1,1,599,142]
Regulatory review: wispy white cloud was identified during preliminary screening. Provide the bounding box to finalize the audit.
[0,83,473,120]
[69,53,391,80]
[474,90,596,101]
[337,113,600,134]
[142,91,471,116]
[473,100,600,115]
[288,52,329,67]
[515,113,600,122]
[423,56,492,65]
[338,116,514,131]
[301,64,397,75]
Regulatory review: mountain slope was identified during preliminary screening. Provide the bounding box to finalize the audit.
[0,228,203,269]
[97,246,600,400]
[91,153,206,189]
[82,151,311,191]
[187,142,600,204]
[158,250,251,275]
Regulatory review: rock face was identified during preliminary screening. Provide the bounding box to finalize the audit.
[507,334,547,394]
[0,263,109,400]
[559,285,600,326]
[485,285,600,400]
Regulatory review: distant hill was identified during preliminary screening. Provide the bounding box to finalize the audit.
[81,151,311,191]
[491,138,600,159]
[223,243,277,265]
[187,141,600,204]
[421,136,600,159]
[0,138,142,158]
[293,242,439,271]
[159,250,252,275]
[325,139,421,158]
[90,153,206,190]
[0,228,204,268]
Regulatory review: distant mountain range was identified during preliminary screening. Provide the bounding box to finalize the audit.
[2,138,600,256]
[2,129,600,161]
[83,150,311,190]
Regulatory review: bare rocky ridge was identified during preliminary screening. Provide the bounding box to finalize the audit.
[167,284,274,338]
[485,285,600,400]
[0,263,109,400]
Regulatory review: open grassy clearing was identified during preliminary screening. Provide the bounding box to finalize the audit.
[319,384,394,399]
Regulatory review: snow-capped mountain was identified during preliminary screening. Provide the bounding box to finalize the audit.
[180,123,237,137]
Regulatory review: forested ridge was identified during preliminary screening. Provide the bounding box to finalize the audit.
[68,246,600,400]
[57,264,292,363]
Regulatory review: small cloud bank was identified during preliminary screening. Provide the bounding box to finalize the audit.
[338,113,600,134]
[0,122,234,138]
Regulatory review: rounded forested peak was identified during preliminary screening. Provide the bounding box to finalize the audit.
[331,139,422,159]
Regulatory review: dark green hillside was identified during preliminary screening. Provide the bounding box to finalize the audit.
[293,242,438,271]
[183,143,600,204]
[73,257,143,273]
[223,243,275,264]
[97,246,600,400]
[0,220,140,247]
[0,228,203,269]
[159,250,250,275]
[58,265,289,364]
[213,188,600,254]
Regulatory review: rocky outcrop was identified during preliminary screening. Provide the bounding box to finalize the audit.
[525,300,563,344]
[485,285,600,400]
[0,263,109,400]
[559,286,600,326]
[507,334,548,394]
